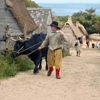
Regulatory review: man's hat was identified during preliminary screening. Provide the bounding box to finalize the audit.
[49,21,60,29]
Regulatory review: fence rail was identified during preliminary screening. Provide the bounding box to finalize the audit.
[0,50,5,54]
[0,24,27,54]
[0,38,5,41]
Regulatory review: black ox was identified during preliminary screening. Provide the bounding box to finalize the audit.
[11,33,48,74]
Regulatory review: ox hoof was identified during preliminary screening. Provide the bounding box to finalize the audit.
[39,67,42,70]
[45,69,48,71]
[45,66,48,71]
[33,71,39,74]
[33,69,39,74]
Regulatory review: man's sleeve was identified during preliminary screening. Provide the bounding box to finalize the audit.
[41,35,49,48]
[60,34,68,42]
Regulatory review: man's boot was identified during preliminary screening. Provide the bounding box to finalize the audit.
[79,53,80,57]
[56,69,61,79]
[47,67,53,76]
[76,52,78,56]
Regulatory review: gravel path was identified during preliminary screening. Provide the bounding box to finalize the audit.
[0,48,100,100]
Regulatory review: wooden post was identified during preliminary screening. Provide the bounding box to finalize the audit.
[5,25,11,51]
[38,26,40,33]
[24,24,27,40]
[38,26,41,33]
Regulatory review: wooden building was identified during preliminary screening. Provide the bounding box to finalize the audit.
[62,17,88,48]
[0,0,37,50]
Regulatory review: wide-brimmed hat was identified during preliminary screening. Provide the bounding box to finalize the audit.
[49,21,60,29]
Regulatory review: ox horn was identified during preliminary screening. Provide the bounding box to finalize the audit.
[26,36,30,39]
[11,37,17,42]
[18,36,23,41]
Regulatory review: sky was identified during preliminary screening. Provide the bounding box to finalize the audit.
[32,0,100,3]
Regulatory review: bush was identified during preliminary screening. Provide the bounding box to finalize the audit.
[23,0,41,8]
[5,63,17,76]
[62,51,71,58]
[0,57,17,79]
[15,56,34,71]
[0,51,34,79]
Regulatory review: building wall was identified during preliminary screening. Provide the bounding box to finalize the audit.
[89,40,100,48]
[0,2,52,50]
[81,35,86,48]
[27,8,52,35]
[88,34,100,48]
[0,0,22,50]
[62,25,76,46]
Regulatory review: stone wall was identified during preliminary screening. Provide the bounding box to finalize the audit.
[27,8,52,34]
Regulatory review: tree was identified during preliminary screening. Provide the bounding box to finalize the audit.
[22,0,41,8]
[86,8,96,15]
[52,15,69,28]
[72,8,100,35]
[93,16,100,34]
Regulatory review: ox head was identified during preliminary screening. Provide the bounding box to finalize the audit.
[11,41,24,58]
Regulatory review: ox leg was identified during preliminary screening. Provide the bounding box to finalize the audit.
[34,60,40,74]
[45,56,48,71]
[39,58,42,70]
[33,54,42,74]
[34,65,39,74]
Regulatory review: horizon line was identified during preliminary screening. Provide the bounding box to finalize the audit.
[37,2,100,4]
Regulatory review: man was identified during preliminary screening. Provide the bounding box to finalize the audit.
[38,21,68,79]
[74,37,82,57]
[96,42,99,48]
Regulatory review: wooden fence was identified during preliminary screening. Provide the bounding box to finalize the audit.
[0,24,27,54]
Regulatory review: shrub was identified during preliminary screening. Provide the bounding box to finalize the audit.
[0,57,17,78]
[62,51,71,58]
[15,55,34,71]
[5,63,17,76]
[0,51,34,79]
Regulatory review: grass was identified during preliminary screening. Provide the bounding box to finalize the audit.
[0,51,34,79]
[62,50,71,58]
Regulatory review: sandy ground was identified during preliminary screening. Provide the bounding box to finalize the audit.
[0,48,100,100]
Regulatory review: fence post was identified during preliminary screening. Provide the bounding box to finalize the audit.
[5,25,11,51]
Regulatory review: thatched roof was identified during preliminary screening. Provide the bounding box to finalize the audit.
[5,0,38,34]
[89,34,100,41]
[76,21,88,35]
[65,17,82,38]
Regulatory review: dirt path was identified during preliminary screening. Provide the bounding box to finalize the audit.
[0,48,100,100]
